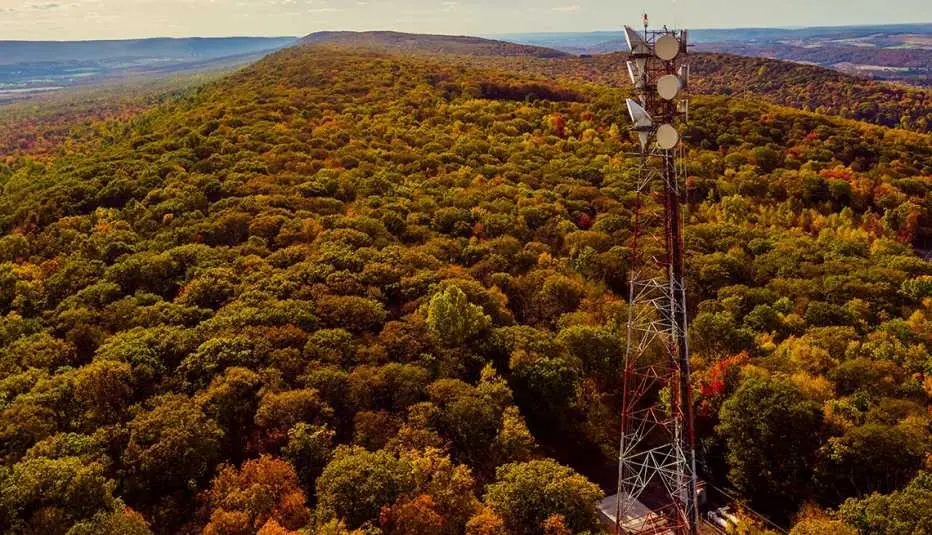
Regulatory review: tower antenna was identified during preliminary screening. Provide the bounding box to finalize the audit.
[613,14,699,535]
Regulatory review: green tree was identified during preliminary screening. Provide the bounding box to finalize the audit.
[0,457,117,535]
[122,394,224,495]
[315,446,414,528]
[426,286,491,347]
[482,459,603,535]
[816,423,925,503]
[717,377,824,519]
[282,423,334,495]
[838,471,932,535]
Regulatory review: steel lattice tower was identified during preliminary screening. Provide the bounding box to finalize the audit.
[614,16,700,535]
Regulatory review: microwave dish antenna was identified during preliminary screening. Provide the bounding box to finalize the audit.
[656,123,680,149]
[657,74,683,100]
[655,34,681,60]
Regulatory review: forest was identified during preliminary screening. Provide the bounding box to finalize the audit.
[298,32,931,134]
[0,35,929,535]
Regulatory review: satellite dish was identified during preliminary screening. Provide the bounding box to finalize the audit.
[624,25,651,55]
[626,99,653,129]
[657,74,683,100]
[655,34,680,61]
[656,123,679,149]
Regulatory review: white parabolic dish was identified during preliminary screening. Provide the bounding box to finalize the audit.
[656,124,679,149]
[655,34,680,61]
[657,74,682,100]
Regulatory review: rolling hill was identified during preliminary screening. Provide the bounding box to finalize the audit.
[299,32,930,133]
[301,31,569,58]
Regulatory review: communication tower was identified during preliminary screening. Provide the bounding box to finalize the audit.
[615,15,699,535]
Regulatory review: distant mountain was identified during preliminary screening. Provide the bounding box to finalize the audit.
[495,24,932,86]
[0,37,297,99]
[494,24,932,54]
[0,37,297,65]
[301,31,569,58]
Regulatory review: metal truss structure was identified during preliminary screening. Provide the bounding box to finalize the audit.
[614,16,700,535]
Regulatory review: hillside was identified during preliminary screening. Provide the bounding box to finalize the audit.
[301,31,569,58]
[0,39,929,535]
[0,67,237,159]
[300,31,931,133]
[689,53,930,130]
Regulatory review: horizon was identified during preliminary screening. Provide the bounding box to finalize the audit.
[1,21,930,43]
[1,0,930,41]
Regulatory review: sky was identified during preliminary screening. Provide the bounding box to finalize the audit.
[1,0,930,40]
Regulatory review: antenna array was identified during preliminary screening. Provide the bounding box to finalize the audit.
[615,17,699,535]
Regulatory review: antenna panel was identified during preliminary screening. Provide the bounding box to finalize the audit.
[624,25,652,55]
[626,99,653,129]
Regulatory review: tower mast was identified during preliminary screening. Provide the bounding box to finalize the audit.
[615,17,699,535]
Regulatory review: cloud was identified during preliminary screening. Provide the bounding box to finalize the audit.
[551,4,579,12]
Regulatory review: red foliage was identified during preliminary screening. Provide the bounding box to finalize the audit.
[697,352,750,416]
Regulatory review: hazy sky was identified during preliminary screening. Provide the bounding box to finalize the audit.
[1,0,929,40]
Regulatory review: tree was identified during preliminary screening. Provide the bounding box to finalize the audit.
[122,394,224,495]
[353,410,402,451]
[316,296,387,333]
[789,508,857,535]
[254,389,333,451]
[838,471,932,535]
[379,494,444,535]
[689,311,754,358]
[72,359,134,428]
[177,267,237,310]
[315,446,414,528]
[815,423,925,503]
[304,329,356,367]
[426,286,491,347]
[465,507,507,535]
[178,337,266,393]
[482,459,603,535]
[556,325,622,390]
[202,455,310,534]
[0,457,118,535]
[401,447,478,533]
[494,406,536,464]
[282,423,334,495]
[509,354,580,434]
[67,508,154,535]
[197,367,263,462]
[717,377,824,519]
